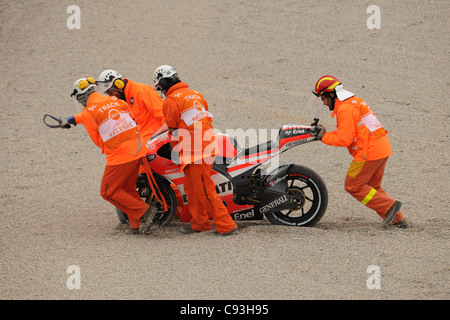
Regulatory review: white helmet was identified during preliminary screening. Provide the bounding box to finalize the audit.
[153,65,177,87]
[96,69,123,94]
[71,77,96,108]
[71,77,96,99]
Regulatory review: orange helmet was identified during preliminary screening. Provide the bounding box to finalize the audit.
[313,75,341,96]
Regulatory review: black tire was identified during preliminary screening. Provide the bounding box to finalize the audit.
[115,174,177,226]
[264,165,328,227]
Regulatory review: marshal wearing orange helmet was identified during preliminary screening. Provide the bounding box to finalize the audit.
[153,65,238,235]
[54,77,156,234]
[309,75,407,228]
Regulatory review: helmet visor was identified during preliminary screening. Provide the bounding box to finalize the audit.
[304,92,321,110]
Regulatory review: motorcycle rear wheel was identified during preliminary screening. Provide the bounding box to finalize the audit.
[116,175,177,226]
[264,165,328,227]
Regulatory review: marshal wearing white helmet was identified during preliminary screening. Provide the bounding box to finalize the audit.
[153,65,179,96]
[71,77,96,109]
[95,69,123,95]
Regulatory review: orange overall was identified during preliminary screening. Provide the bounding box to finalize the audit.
[163,82,237,233]
[321,96,404,223]
[74,92,149,229]
[123,79,166,142]
[123,79,184,216]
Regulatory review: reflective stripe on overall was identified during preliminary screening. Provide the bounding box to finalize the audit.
[358,100,387,161]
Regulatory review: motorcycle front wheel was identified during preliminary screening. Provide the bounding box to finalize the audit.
[264,165,328,227]
[116,174,177,226]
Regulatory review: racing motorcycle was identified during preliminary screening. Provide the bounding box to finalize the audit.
[116,118,328,227]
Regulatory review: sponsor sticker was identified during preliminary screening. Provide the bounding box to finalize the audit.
[260,195,288,213]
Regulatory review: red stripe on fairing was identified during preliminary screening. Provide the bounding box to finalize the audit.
[236,134,310,160]
[239,149,279,159]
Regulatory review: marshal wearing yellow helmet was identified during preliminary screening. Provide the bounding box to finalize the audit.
[310,75,407,228]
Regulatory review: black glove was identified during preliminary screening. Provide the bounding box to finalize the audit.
[311,125,326,140]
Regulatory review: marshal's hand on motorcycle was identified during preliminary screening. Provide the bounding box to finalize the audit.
[311,125,326,140]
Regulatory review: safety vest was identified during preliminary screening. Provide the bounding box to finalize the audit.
[353,97,387,160]
[85,92,140,150]
[326,96,391,161]
[164,82,216,167]
[358,99,387,140]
